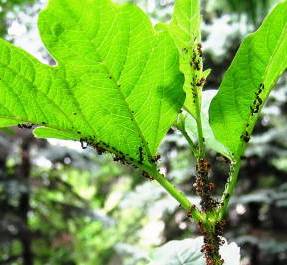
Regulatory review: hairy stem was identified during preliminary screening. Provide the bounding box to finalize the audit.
[188,41,225,265]
[200,222,225,265]
[217,159,241,221]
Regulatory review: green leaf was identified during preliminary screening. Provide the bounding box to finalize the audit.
[169,0,201,48]
[166,0,203,117]
[0,0,184,169]
[185,90,231,158]
[209,0,287,158]
[149,237,240,265]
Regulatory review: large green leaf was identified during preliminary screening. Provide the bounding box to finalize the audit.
[164,0,203,117]
[209,0,287,158]
[0,0,184,169]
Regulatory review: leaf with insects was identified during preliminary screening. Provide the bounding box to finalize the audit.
[209,0,287,159]
[168,0,201,50]
[159,0,203,117]
[0,0,184,170]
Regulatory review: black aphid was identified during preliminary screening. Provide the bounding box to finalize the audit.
[80,138,88,149]
[182,47,188,54]
[240,132,250,143]
[18,123,34,129]
[197,43,203,57]
[150,154,161,163]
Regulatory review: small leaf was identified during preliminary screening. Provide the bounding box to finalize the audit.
[210,0,287,158]
[0,0,184,169]
[165,0,202,117]
[149,237,240,265]
[185,90,231,158]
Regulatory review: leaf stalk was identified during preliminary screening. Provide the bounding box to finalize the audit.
[216,158,241,221]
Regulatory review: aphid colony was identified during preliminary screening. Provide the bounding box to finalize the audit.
[199,220,226,265]
[17,123,34,129]
[138,146,144,165]
[79,136,160,181]
[240,83,265,144]
[193,159,218,212]
[185,42,206,104]
[220,162,237,208]
[80,136,135,165]
[190,43,203,71]
[16,118,161,181]
[250,83,264,115]
[17,121,48,129]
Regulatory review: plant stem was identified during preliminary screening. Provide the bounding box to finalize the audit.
[177,122,198,157]
[216,158,241,221]
[200,223,224,265]
[150,168,204,223]
[194,97,205,159]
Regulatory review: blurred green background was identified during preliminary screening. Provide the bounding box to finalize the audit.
[0,0,286,264]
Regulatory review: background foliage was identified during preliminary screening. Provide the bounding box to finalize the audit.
[0,0,286,265]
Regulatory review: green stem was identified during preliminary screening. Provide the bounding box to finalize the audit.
[194,96,205,159]
[150,168,204,223]
[177,121,198,157]
[216,158,241,221]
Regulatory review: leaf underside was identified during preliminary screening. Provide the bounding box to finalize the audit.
[209,0,287,158]
[0,0,185,168]
[149,237,240,265]
[149,238,205,265]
